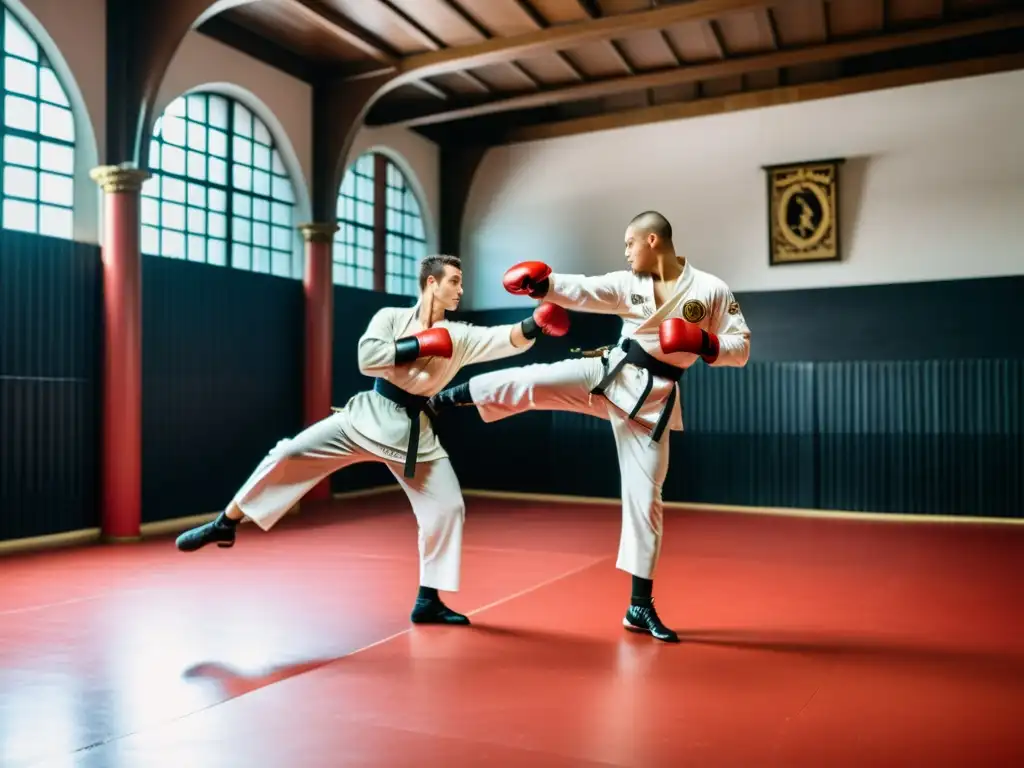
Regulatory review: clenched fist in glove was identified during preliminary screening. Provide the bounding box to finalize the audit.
[394,326,453,364]
[503,261,551,298]
[521,302,570,339]
[658,317,719,362]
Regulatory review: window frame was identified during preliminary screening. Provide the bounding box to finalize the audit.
[0,6,76,239]
[333,151,428,298]
[141,91,300,279]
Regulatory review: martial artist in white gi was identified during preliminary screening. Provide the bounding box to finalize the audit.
[174,254,570,625]
[428,212,750,641]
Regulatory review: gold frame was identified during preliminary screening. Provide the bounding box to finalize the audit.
[764,158,844,266]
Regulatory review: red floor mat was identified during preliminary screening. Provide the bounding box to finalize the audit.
[2,494,1022,767]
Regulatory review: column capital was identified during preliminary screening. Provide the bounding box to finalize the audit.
[298,222,339,244]
[90,164,151,193]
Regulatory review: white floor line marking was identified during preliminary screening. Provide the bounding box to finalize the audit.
[337,555,609,660]
[466,556,607,617]
[0,590,143,617]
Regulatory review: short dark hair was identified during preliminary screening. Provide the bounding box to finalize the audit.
[419,254,462,291]
[628,210,672,242]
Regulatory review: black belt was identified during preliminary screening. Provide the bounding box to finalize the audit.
[373,378,431,478]
[589,338,685,443]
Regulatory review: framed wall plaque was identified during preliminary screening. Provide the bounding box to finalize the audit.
[764,158,844,266]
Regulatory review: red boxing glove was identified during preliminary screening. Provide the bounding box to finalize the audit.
[522,302,570,339]
[395,327,453,364]
[503,261,551,297]
[658,317,719,361]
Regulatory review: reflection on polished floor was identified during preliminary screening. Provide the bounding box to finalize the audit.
[2,494,1023,767]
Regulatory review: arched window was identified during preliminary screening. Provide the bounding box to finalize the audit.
[1,6,75,239]
[141,92,300,279]
[334,151,427,297]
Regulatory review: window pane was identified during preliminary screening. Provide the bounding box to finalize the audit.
[208,238,226,265]
[186,94,206,122]
[141,197,159,225]
[234,102,251,137]
[208,129,227,158]
[39,104,74,142]
[161,229,185,258]
[186,122,206,152]
[39,172,72,206]
[39,68,68,106]
[5,94,37,131]
[208,95,228,129]
[4,165,36,198]
[5,56,37,97]
[3,197,35,231]
[4,13,38,61]
[208,188,226,212]
[4,134,37,167]
[39,204,72,238]
[141,225,160,254]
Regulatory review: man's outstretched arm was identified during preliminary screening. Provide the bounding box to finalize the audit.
[503,261,628,315]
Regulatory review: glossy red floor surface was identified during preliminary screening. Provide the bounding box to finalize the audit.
[2,493,1023,767]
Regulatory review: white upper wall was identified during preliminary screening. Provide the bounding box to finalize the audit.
[460,69,1024,311]
[7,0,438,248]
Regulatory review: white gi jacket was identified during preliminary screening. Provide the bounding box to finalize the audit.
[545,258,751,433]
[346,302,532,464]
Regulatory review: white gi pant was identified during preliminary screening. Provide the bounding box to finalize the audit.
[468,357,671,580]
[229,409,465,592]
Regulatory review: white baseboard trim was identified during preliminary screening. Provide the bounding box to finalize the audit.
[4,483,1017,557]
[460,488,1024,526]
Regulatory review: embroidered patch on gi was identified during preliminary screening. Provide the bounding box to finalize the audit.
[630,293,645,305]
[682,299,707,323]
[727,300,740,315]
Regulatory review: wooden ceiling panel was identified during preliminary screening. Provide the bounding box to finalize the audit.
[226,0,370,61]
[469,62,542,91]
[828,0,886,37]
[516,52,587,84]
[527,0,591,24]
[320,0,433,53]
[770,0,829,46]
[715,8,778,54]
[426,72,492,95]
[385,0,484,46]
[664,21,726,62]
[453,0,545,36]
[615,29,682,69]
[563,41,636,76]
[885,0,945,25]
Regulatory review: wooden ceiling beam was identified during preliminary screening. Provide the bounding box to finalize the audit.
[377,0,784,83]
[370,12,1024,127]
[501,51,1024,143]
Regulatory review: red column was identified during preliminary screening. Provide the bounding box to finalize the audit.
[299,223,338,502]
[90,164,150,541]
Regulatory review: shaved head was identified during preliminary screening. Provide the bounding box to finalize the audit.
[628,210,672,243]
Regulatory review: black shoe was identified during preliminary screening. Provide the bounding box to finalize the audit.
[175,515,236,552]
[425,382,472,418]
[623,600,679,643]
[410,597,471,625]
